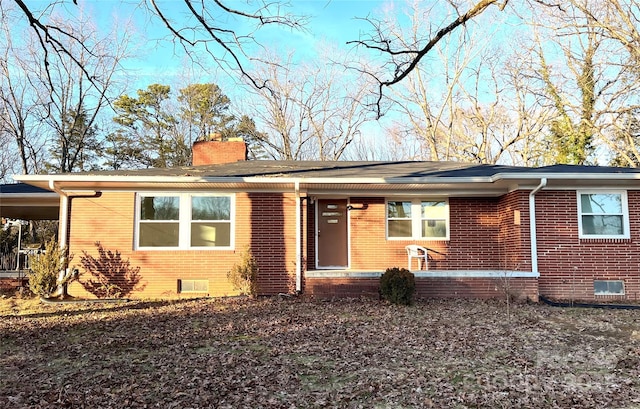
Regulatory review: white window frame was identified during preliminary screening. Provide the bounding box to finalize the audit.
[386,198,450,241]
[135,192,235,250]
[577,190,630,239]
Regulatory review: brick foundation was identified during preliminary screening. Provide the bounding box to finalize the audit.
[305,276,539,302]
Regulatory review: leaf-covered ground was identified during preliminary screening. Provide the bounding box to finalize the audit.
[1,297,640,408]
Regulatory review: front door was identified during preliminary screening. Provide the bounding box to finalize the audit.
[317,199,348,268]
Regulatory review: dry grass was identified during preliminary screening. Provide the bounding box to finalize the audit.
[1,295,640,408]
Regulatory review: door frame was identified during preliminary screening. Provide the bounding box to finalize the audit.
[314,197,350,269]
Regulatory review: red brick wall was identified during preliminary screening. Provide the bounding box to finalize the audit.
[66,191,298,299]
[65,188,640,301]
[192,140,247,166]
[306,277,538,301]
[416,277,538,301]
[0,278,27,291]
[247,192,298,295]
[305,277,380,299]
[345,196,524,271]
[497,191,531,271]
[536,190,640,301]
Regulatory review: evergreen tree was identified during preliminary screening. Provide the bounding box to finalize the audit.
[112,84,185,168]
[46,107,99,172]
[178,83,234,143]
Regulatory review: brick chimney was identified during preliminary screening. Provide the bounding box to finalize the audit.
[192,138,248,166]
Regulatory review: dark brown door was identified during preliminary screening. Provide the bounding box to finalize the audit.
[317,199,348,268]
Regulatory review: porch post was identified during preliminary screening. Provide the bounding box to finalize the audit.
[49,180,69,249]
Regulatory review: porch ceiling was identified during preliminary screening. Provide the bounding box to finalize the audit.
[0,194,60,220]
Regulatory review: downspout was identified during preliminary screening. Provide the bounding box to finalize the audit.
[47,181,100,299]
[529,178,547,275]
[295,181,302,293]
[49,180,69,249]
[48,180,71,299]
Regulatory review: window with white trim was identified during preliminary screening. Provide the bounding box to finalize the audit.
[136,193,234,249]
[387,199,449,240]
[577,191,629,239]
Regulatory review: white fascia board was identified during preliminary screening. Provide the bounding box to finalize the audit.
[17,171,640,191]
[0,193,59,198]
[15,174,213,184]
[381,176,495,184]
[495,172,640,181]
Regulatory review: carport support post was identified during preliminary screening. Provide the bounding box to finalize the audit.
[50,180,69,250]
[50,181,72,298]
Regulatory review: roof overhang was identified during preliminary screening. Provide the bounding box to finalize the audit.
[0,191,60,220]
[13,171,640,197]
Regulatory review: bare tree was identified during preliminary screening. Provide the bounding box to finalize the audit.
[564,0,640,166]
[0,3,47,175]
[349,0,510,116]
[10,0,306,94]
[500,51,554,166]
[36,12,132,172]
[242,48,375,160]
[11,0,513,115]
[378,1,548,165]
[1,3,132,175]
[521,1,640,166]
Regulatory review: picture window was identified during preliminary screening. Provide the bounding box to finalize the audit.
[136,193,234,249]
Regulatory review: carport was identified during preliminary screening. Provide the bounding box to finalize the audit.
[1,183,59,283]
[0,183,59,220]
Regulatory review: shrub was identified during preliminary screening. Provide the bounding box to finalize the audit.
[28,237,71,298]
[79,242,144,298]
[227,246,259,298]
[380,267,415,305]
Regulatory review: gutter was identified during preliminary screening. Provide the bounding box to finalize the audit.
[529,178,547,275]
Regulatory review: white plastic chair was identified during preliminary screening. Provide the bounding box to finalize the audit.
[405,245,428,271]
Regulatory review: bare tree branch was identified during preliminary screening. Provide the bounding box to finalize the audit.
[348,0,509,117]
[11,1,307,95]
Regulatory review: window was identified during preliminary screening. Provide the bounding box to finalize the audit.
[387,199,449,240]
[577,191,629,239]
[136,193,234,249]
[139,195,180,247]
[387,200,412,238]
[191,196,232,247]
[179,279,209,293]
[594,280,624,295]
[421,201,447,238]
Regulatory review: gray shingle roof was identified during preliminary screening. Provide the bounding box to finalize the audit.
[42,160,473,179]
[0,183,53,194]
[46,160,640,179]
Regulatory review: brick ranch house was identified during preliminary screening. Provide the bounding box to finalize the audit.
[7,139,640,302]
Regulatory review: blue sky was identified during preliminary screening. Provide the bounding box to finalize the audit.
[69,0,390,90]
